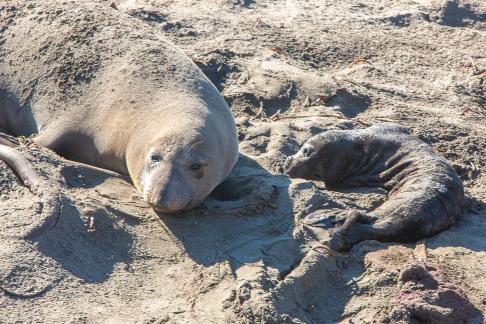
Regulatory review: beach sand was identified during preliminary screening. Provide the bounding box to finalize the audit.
[1,0,485,322]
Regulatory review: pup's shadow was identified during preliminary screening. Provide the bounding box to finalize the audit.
[158,155,361,322]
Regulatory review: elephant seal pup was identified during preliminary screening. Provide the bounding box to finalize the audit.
[284,123,464,251]
[0,1,238,213]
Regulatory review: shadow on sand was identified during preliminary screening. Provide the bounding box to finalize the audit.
[15,152,484,322]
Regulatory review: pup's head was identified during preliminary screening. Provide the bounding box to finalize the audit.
[284,131,356,186]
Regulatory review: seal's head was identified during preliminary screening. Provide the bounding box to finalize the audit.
[127,123,238,214]
[121,80,238,214]
[131,130,237,214]
[283,130,356,186]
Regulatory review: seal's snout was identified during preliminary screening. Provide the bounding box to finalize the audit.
[284,154,305,178]
[146,184,193,214]
[148,191,191,214]
[143,167,194,214]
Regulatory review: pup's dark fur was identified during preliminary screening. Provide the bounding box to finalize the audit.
[284,123,464,251]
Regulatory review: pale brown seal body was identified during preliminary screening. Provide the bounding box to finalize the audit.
[0,1,238,213]
[284,123,464,251]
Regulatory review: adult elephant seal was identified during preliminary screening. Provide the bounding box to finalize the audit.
[284,123,464,251]
[0,1,238,213]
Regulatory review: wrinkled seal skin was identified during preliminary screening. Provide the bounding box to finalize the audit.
[0,1,238,213]
[284,123,464,251]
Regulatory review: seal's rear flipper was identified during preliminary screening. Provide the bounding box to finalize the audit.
[0,137,61,238]
[328,210,379,251]
[0,144,44,190]
[328,223,377,251]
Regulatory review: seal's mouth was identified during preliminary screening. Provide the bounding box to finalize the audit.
[150,201,192,214]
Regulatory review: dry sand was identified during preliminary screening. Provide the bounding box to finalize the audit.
[1,0,486,323]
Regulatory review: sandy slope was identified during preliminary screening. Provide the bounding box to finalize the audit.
[1,0,486,323]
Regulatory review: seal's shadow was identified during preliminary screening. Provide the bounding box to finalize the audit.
[158,154,357,322]
[159,155,296,270]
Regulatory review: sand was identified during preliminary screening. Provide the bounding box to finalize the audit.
[1,0,485,322]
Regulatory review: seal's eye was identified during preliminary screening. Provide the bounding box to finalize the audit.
[190,163,202,171]
[150,153,162,162]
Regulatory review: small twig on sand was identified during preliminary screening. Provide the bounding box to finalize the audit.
[349,58,374,68]
[285,81,294,99]
[265,112,375,127]
[466,56,486,77]
[255,101,266,119]
[339,78,367,88]
[270,113,346,121]
[373,117,400,123]
[0,283,52,299]
[469,161,478,172]
[269,109,281,121]
[270,47,288,59]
